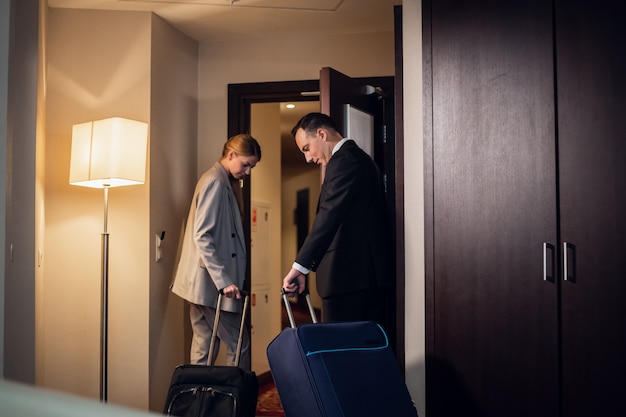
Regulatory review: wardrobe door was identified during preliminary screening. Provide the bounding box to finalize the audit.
[555,1,626,416]
[425,1,558,416]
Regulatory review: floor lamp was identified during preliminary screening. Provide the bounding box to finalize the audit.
[69,117,148,402]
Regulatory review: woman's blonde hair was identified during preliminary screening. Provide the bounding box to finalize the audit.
[222,133,262,161]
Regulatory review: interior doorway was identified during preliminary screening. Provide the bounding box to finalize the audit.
[251,99,323,329]
[228,76,402,376]
[228,82,321,376]
[250,98,321,377]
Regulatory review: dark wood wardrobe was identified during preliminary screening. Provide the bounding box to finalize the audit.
[422,1,625,416]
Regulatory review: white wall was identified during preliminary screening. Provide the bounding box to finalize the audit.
[402,1,425,415]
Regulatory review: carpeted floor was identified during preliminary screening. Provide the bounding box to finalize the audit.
[256,380,284,417]
[256,302,320,416]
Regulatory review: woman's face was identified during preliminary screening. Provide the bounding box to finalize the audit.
[228,152,259,179]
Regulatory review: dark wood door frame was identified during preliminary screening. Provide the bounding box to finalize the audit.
[227,73,406,364]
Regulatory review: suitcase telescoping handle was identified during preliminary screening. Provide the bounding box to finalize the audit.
[281,288,318,328]
[207,290,250,367]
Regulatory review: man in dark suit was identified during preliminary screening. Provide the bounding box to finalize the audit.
[282,112,392,326]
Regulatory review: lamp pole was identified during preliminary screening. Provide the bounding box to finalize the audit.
[69,117,148,402]
[101,185,110,402]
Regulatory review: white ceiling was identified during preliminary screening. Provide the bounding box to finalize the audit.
[47,0,399,43]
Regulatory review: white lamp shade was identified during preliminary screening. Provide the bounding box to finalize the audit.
[69,117,148,188]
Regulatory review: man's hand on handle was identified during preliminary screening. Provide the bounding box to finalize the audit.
[282,268,306,295]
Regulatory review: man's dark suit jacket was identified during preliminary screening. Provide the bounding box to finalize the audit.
[295,139,392,298]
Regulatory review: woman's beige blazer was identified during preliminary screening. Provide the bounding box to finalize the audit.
[171,162,246,313]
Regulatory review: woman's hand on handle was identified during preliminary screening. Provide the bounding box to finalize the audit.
[221,284,241,299]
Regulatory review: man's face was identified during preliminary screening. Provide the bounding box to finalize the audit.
[295,128,328,166]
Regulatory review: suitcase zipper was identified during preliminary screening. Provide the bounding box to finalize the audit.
[166,386,238,417]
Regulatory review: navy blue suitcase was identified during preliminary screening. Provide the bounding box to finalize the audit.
[266,291,418,417]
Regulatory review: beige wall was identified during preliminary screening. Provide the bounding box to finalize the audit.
[248,103,324,373]
[44,8,152,406]
[148,14,198,411]
[249,103,282,374]
[281,168,322,308]
[42,7,198,412]
[197,30,396,171]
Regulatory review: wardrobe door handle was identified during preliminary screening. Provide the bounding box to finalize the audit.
[543,243,555,282]
[563,241,575,281]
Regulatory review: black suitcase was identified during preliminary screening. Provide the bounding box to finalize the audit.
[163,292,258,417]
[267,290,419,417]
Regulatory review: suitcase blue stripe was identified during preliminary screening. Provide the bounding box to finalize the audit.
[304,323,389,356]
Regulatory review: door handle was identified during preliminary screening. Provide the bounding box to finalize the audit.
[543,242,555,282]
[563,241,575,282]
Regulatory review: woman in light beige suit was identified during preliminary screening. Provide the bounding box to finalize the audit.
[172,134,261,369]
